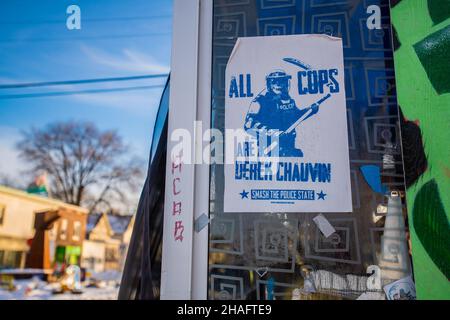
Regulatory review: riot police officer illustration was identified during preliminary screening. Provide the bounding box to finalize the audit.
[244,70,328,157]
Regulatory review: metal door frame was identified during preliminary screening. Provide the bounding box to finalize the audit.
[160,0,212,300]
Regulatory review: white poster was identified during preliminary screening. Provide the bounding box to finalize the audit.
[383,276,416,300]
[224,34,352,213]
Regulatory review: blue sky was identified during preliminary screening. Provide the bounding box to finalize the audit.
[0,0,172,185]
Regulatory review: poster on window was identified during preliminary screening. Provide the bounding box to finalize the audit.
[224,34,352,213]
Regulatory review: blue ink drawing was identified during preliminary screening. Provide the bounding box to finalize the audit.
[243,57,332,158]
[239,190,249,199]
[317,190,327,200]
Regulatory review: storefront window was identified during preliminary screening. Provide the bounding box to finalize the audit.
[0,251,22,269]
[208,0,409,300]
[72,221,82,241]
[105,247,119,262]
[60,219,68,240]
[55,246,66,265]
[0,204,5,225]
[66,246,81,265]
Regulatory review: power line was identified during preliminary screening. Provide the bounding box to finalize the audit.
[0,32,171,43]
[0,85,165,100]
[0,74,169,89]
[0,15,172,25]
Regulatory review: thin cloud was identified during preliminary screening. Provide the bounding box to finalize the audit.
[81,45,170,74]
[0,76,24,84]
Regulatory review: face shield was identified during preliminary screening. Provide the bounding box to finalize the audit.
[267,74,291,96]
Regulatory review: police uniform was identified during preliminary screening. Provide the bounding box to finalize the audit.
[244,70,318,157]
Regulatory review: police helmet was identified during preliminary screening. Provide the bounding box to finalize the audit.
[266,70,291,93]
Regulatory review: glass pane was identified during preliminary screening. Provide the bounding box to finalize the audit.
[0,251,4,268]
[151,82,170,163]
[209,0,410,300]
[3,251,21,268]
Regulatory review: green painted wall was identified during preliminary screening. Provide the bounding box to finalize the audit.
[391,0,450,299]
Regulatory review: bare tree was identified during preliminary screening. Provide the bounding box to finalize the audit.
[17,121,144,212]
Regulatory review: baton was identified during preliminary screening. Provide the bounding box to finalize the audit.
[263,93,332,155]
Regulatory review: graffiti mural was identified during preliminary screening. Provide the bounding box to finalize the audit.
[391,0,450,299]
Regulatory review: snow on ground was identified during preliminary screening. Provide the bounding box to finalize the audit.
[0,273,120,300]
